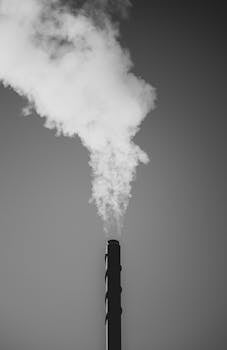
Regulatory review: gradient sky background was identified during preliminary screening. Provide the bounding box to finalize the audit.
[0,1,226,349]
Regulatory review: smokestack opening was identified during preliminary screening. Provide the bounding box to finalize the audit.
[105,239,122,350]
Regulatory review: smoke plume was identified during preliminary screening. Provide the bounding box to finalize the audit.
[0,0,155,235]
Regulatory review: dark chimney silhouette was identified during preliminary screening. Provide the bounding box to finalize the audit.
[105,239,122,350]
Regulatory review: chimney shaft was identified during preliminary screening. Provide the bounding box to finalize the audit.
[105,239,122,350]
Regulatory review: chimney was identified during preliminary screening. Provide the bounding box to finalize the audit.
[105,239,122,350]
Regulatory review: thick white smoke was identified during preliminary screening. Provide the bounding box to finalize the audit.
[0,0,155,235]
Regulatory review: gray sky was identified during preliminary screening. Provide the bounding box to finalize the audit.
[0,1,226,349]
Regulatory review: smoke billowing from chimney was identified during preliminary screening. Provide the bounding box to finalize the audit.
[0,0,155,235]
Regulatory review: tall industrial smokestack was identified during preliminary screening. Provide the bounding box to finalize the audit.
[105,239,122,350]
